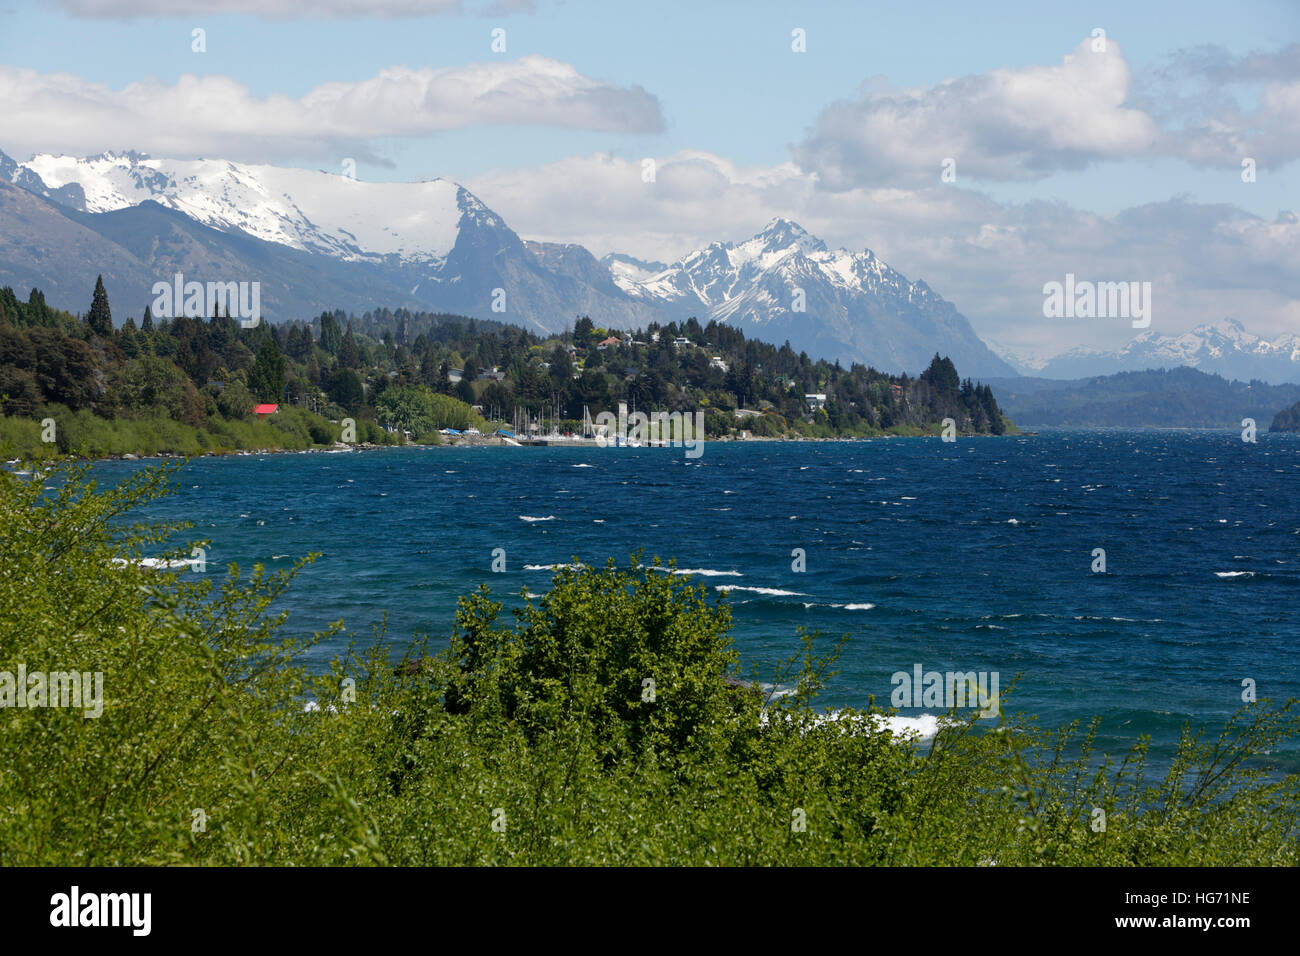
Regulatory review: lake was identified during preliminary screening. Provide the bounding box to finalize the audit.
[95,429,1300,770]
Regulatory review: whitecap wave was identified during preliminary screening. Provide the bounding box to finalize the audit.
[111,557,194,570]
[760,709,943,740]
[519,515,556,522]
[651,567,742,577]
[716,585,805,596]
[801,601,875,610]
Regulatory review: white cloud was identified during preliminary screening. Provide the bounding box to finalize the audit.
[50,0,531,19]
[466,150,1300,353]
[792,37,1300,188]
[794,38,1161,189]
[0,57,663,162]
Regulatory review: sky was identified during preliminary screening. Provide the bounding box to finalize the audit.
[1,0,1298,362]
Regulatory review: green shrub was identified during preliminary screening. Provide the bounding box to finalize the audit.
[1,461,1296,866]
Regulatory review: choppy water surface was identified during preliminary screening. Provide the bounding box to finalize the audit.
[96,430,1300,768]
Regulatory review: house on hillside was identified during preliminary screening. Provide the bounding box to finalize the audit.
[597,336,621,351]
[804,394,827,412]
[254,403,278,419]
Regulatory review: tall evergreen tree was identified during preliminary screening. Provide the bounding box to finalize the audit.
[339,325,362,369]
[319,313,343,356]
[87,275,113,336]
[140,304,154,333]
[249,339,286,403]
[119,317,140,358]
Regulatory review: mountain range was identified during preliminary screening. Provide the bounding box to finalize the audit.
[996,319,1300,386]
[0,148,1012,377]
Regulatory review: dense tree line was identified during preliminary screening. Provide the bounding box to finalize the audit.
[301,308,1009,437]
[0,278,1010,446]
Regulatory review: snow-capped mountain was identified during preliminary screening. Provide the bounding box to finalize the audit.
[0,148,1011,376]
[0,147,661,335]
[7,149,467,266]
[607,218,1013,376]
[1038,319,1300,384]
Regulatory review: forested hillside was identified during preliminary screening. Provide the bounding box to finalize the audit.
[0,277,1011,458]
[986,368,1300,429]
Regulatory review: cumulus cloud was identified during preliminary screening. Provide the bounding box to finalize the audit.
[793,37,1300,189]
[794,38,1160,189]
[0,57,663,161]
[50,0,531,18]
[1142,44,1300,169]
[466,150,1300,353]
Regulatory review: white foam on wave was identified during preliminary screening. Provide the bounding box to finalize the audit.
[519,515,556,522]
[571,463,594,468]
[761,709,943,740]
[111,557,193,570]
[801,602,876,610]
[523,563,585,571]
[716,585,805,596]
[1215,571,1255,578]
[652,567,742,577]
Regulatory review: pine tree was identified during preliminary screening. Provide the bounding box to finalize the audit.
[87,275,113,336]
[319,313,342,356]
[119,317,140,358]
[339,325,361,369]
[249,339,286,403]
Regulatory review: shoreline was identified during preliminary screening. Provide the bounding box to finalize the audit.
[6,425,1028,467]
[12,431,1026,465]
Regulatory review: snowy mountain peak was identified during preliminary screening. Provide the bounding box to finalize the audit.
[6,149,470,265]
[605,219,1011,376]
[0,145,1013,377]
[753,217,827,254]
[600,252,670,285]
[1037,317,1300,384]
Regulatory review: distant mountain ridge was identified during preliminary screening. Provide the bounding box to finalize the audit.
[0,147,1012,377]
[1031,319,1300,385]
[604,217,1012,376]
[986,367,1300,428]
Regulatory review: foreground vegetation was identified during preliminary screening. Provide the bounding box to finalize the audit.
[1,459,1295,866]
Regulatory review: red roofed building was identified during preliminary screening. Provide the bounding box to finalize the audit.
[253,403,279,418]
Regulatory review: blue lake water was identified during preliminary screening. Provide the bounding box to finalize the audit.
[95,430,1300,770]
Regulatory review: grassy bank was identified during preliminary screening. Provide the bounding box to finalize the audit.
[0,406,401,459]
[0,459,1295,865]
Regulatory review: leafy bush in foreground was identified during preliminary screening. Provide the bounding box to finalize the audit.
[0,459,1296,865]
